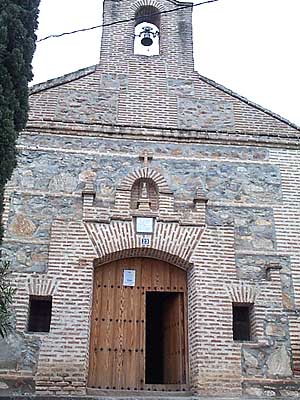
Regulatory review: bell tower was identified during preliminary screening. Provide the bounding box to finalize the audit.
[99,0,195,73]
[97,0,196,128]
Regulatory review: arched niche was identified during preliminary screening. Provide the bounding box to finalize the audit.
[130,177,159,211]
[134,6,160,56]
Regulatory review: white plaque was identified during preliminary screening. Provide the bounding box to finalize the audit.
[123,269,136,287]
[136,217,154,233]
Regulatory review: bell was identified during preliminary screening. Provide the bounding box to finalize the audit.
[141,31,153,47]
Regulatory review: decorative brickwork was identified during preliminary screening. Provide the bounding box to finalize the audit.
[131,0,165,12]
[119,166,170,193]
[85,221,204,269]
[26,276,59,297]
[225,283,260,304]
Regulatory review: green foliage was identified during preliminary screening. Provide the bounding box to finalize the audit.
[0,0,39,336]
[0,260,16,338]
[0,0,40,242]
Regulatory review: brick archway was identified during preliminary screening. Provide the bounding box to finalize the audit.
[118,167,171,194]
[84,220,204,269]
[94,247,192,270]
[131,0,166,13]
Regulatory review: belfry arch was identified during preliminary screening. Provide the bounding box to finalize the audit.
[134,6,160,56]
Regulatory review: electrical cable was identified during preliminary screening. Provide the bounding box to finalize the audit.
[37,0,219,42]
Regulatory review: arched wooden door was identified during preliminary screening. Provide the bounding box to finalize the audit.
[88,257,188,391]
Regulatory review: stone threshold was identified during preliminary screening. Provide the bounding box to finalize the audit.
[0,396,196,400]
[89,388,194,397]
[0,396,295,400]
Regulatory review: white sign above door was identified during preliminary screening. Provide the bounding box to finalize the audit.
[123,269,136,287]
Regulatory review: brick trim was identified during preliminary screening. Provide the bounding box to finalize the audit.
[94,248,191,269]
[26,276,59,296]
[225,283,260,303]
[29,65,97,95]
[84,220,204,270]
[131,0,166,12]
[25,121,300,147]
[119,167,171,193]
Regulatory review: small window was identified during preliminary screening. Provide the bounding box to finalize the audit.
[28,295,52,333]
[232,303,253,341]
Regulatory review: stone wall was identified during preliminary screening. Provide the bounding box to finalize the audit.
[0,326,40,395]
[2,128,300,395]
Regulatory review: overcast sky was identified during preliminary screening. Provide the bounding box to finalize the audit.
[32,0,300,126]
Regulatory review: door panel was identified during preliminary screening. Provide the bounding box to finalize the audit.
[88,257,187,390]
[163,293,185,384]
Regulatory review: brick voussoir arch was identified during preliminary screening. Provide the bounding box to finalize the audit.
[131,0,166,13]
[225,283,260,303]
[26,276,59,296]
[94,248,191,270]
[84,221,204,271]
[119,167,171,193]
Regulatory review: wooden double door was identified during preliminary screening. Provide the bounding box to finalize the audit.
[88,257,188,390]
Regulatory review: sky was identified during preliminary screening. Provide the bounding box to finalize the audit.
[32,0,300,126]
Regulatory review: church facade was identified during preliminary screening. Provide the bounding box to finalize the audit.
[1,0,300,397]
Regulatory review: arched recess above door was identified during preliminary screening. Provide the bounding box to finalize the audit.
[84,220,205,270]
[94,248,192,270]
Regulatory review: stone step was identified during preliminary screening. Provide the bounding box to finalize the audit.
[87,389,195,397]
[1,395,287,400]
[0,396,281,400]
[0,391,198,400]
[0,396,197,400]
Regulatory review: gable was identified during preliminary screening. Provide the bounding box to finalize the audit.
[28,64,300,143]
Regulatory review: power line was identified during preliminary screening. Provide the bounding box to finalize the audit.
[37,0,219,43]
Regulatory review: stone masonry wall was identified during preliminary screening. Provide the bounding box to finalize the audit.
[1,129,300,395]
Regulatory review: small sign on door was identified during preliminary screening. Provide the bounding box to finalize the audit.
[123,269,136,287]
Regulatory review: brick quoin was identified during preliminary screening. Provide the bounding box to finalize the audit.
[1,0,300,397]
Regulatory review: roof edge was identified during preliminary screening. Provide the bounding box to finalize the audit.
[197,73,300,132]
[166,0,194,7]
[29,65,97,95]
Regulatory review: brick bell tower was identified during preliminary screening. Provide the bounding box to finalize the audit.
[99,0,194,69]
[96,0,197,128]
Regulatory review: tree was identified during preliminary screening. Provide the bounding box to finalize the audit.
[0,260,16,338]
[0,0,40,240]
[0,1,40,336]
